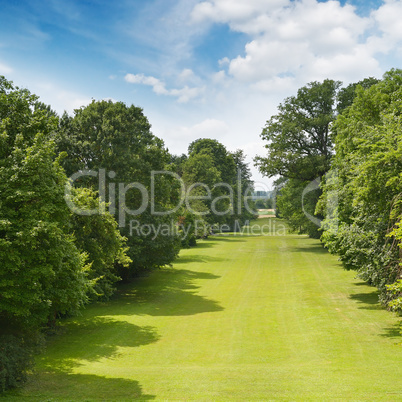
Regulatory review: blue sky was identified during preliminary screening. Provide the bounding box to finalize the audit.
[0,0,401,189]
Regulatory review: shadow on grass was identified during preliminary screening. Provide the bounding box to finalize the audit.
[174,254,226,264]
[290,244,328,254]
[348,283,402,342]
[349,289,383,310]
[21,372,156,400]
[113,268,224,317]
[11,318,159,400]
[209,236,247,242]
[381,321,402,339]
[42,318,160,367]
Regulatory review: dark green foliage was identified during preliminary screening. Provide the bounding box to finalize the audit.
[0,78,88,330]
[255,79,340,182]
[255,198,273,209]
[230,149,258,228]
[57,100,181,276]
[336,77,380,114]
[0,77,89,392]
[69,187,131,300]
[0,329,43,392]
[256,79,340,236]
[320,69,402,309]
[184,140,256,231]
[276,178,321,238]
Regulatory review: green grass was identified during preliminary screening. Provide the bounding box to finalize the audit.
[6,218,402,401]
[257,209,275,216]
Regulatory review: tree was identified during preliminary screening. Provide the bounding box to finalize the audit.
[182,152,221,225]
[0,77,88,330]
[255,79,341,182]
[229,149,257,228]
[336,77,380,114]
[188,138,236,185]
[0,77,89,390]
[69,187,131,300]
[184,139,256,230]
[56,100,181,277]
[319,69,402,308]
[255,79,341,237]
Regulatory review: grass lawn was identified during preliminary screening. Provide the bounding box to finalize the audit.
[257,209,275,217]
[6,218,402,401]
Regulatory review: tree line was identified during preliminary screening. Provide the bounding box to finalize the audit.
[257,68,402,315]
[0,76,256,391]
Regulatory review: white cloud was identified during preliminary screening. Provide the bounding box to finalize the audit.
[370,0,402,55]
[190,0,391,89]
[178,68,197,83]
[0,61,13,74]
[28,81,92,115]
[169,119,230,141]
[125,73,204,103]
[192,0,288,25]
[212,70,226,84]
[373,0,402,40]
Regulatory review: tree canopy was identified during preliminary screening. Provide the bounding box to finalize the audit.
[255,79,341,182]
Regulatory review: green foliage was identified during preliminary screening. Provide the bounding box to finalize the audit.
[336,77,380,113]
[182,152,222,224]
[0,77,89,391]
[256,79,341,237]
[184,140,256,230]
[0,133,89,329]
[255,79,340,182]
[276,179,321,238]
[69,187,131,300]
[255,199,266,209]
[0,78,88,330]
[255,198,273,209]
[0,332,43,392]
[57,100,181,276]
[230,149,258,228]
[320,69,402,308]
[188,138,237,185]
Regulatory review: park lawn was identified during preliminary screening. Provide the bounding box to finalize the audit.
[257,209,275,216]
[6,218,402,401]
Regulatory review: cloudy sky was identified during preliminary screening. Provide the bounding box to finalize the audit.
[1,0,401,190]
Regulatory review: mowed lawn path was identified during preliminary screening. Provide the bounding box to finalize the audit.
[10,219,402,401]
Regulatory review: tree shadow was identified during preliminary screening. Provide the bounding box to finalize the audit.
[22,372,156,400]
[381,321,402,341]
[349,289,383,310]
[210,236,246,243]
[192,241,215,249]
[11,318,160,400]
[174,254,225,264]
[191,237,246,249]
[40,318,160,369]
[289,244,328,254]
[108,268,224,317]
[349,283,402,342]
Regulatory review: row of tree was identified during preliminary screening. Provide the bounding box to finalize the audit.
[256,69,402,313]
[0,76,256,391]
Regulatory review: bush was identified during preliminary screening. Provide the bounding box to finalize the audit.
[0,332,42,392]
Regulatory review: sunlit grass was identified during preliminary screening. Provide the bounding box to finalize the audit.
[6,218,402,400]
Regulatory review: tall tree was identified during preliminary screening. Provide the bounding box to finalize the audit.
[56,100,181,277]
[319,69,402,307]
[255,79,341,182]
[0,77,89,390]
[255,79,341,237]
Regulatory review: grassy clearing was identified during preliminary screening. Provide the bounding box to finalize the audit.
[257,209,275,217]
[6,218,402,401]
